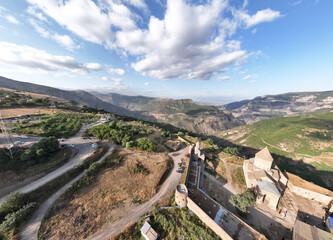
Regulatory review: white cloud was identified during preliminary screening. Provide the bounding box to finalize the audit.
[0,41,101,74]
[111,78,123,85]
[26,0,138,44]
[107,67,126,75]
[101,76,109,81]
[26,0,281,81]
[217,76,230,82]
[242,74,258,80]
[236,8,281,28]
[250,80,256,83]
[27,6,48,22]
[0,6,19,25]
[291,0,303,6]
[29,19,78,50]
[251,28,257,34]
[53,34,77,50]
[144,82,150,85]
[5,15,19,24]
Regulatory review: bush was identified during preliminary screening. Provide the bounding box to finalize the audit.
[131,163,149,175]
[0,202,35,233]
[136,138,157,152]
[126,141,136,149]
[205,138,214,145]
[223,146,239,155]
[229,189,255,214]
[0,193,28,222]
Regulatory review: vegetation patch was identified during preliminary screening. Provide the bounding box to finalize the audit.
[113,207,220,240]
[0,143,108,240]
[10,113,98,137]
[229,189,255,215]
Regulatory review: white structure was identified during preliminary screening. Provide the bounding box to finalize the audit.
[141,222,159,240]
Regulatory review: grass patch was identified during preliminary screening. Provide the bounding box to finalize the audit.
[231,167,246,191]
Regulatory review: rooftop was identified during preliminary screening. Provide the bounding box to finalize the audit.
[255,147,274,163]
[257,180,280,196]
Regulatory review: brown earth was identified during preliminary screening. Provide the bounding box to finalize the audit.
[0,107,61,117]
[38,148,169,240]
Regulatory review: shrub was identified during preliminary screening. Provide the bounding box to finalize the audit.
[205,138,214,145]
[223,146,239,155]
[0,202,35,233]
[229,189,255,214]
[136,138,157,152]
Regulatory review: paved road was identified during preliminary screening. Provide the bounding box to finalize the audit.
[20,144,115,240]
[88,146,189,240]
[0,122,102,205]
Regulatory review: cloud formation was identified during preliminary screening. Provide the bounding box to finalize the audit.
[25,0,281,80]
[0,41,101,74]
[107,67,126,75]
[217,76,230,82]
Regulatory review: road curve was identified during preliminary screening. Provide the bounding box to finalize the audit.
[88,146,189,240]
[20,144,115,240]
[0,122,102,205]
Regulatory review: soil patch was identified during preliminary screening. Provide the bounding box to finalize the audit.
[38,148,169,240]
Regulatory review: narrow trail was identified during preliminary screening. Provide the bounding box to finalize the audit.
[87,147,188,240]
[20,144,115,240]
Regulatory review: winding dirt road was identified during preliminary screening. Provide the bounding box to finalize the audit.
[19,144,115,240]
[88,146,189,240]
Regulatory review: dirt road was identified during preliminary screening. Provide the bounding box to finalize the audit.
[20,144,115,240]
[88,146,189,240]
[0,122,102,205]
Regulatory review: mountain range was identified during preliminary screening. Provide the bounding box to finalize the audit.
[220,91,333,124]
[1,75,332,134]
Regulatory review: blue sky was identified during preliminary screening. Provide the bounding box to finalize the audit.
[0,0,332,103]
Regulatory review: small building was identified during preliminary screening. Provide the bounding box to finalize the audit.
[256,180,281,210]
[293,219,333,240]
[141,221,159,240]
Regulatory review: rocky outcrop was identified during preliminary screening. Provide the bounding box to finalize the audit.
[221,91,333,124]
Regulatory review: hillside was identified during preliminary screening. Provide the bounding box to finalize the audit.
[92,92,243,134]
[0,76,142,119]
[215,112,333,190]
[220,91,333,124]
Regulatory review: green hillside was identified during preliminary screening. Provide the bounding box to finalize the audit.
[216,112,333,190]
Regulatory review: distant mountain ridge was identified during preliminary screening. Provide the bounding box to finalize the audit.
[220,91,333,124]
[0,76,144,119]
[0,76,243,134]
[91,91,244,134]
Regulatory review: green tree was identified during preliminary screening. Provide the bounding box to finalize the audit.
[136,138,157,152]
[229,189,255,214]
[205,138,214,145]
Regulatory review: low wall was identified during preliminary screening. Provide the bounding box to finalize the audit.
[288,182,332,206]
[187,198,233,240]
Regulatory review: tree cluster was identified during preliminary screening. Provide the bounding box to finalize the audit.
[0,137,59,170]
[229,189,256,214]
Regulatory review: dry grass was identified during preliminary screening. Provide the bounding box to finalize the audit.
[0,108,61,118]
[286,172,333,197]
[38,148,169,240]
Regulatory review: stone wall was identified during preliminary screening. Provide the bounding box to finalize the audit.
[288,181,333,206]
[187,198,233,240]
